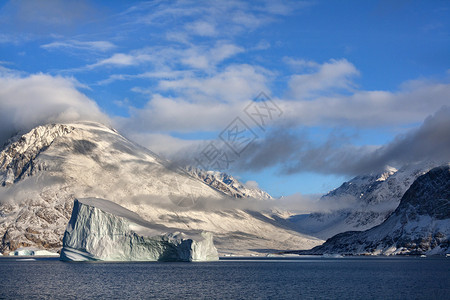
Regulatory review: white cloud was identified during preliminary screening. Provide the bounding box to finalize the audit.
[244,180,259,189]
[231,11,268,29]
[283,57,319,70]
[124,0,303,40]
[158,64,270,103]
[117,94,242,133]
[210,43,245,64]
[258,1,313,15]
[86,42,243,72]
[281,79,450,127]
[0,72,108,144]
[165,31,190,44]
[98,69,192,85]
[253,40,271,50]
[180,42,244,70]
[288,59,359,98]
[118,66,450,165]
[0,34,16,44]
[111,54,449,162]
[0,65,24,77]
[88,53,150,68]
[123,132,202,158]
[42,40,116,52]
[185,21,217,36]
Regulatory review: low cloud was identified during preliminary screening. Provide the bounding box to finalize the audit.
[0,72,108,145]
[273,193,356,214]
[126,132,202,158]
[116,94,241,134]
[236,106,450,176]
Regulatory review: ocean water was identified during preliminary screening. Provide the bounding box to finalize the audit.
[0,256,449,299]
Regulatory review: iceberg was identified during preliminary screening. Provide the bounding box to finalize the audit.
[60,198,219,262]
[8,247,59,256]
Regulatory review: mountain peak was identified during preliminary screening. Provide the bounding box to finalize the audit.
[299,164,450,256]
[0,122,122,186]
[375,166,397,182]
[1,123,74,185]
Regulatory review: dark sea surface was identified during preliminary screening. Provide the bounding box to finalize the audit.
[0,256,449,299]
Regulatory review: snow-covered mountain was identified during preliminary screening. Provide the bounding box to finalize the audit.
[286,163,438,239]
[0,122,321,255]
[297,164,450,255]
[186,167,272,200]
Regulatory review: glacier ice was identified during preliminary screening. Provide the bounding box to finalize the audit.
[8,247,59,256]
[60,198,219,262]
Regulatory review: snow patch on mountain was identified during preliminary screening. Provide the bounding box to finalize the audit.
[297,165,450,256]
[1,124,74,186]
[186,167,272,200]
[286,162,439,239]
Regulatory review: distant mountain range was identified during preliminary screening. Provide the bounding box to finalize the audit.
[295,165,450,255]
[286,162,439,239]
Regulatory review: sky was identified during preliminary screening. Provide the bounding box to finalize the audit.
[0,0,449,198]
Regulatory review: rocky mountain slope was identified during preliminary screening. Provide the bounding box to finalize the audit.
[297,165,450,255]
[287,163,437,239]
[186,167,272,200]
[0,122,322,255]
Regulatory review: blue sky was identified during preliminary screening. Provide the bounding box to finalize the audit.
[0,0,449,197]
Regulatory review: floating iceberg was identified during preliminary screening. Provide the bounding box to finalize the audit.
[8,247,59,256]
[60,198,219,262]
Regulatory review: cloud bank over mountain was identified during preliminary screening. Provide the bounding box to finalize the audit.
[0,71,108,145]
[237,106,450,176]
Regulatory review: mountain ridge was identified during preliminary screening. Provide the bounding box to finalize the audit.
[295,165,450,255]
[186,166,272,200]
[286,162,438,239]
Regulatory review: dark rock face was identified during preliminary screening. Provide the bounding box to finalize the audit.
[395,165,450,220]
[297,165,450,256]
